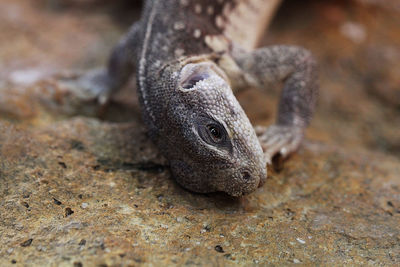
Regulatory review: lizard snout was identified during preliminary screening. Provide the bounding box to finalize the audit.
[238,167,267,194]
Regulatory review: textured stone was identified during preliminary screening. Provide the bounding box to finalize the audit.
[0,0,399,266]
[0,117,399,265]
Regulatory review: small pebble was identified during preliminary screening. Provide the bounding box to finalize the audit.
[296,238,306,244]
[21,201,29,208]
[81,202,88,209]
[15,224,24,231]
[36,245,46,252]
[53,198,62,205]
[20,238,33,247]
[65,207,74,217]
[215,245,224,253]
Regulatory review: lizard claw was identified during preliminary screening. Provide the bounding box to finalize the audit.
[255,125,303,164]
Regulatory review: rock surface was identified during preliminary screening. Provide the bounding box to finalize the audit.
[0,0,399,266]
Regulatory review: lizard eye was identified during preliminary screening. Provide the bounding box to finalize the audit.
[181,72,209,89]
[207,124,223,142]
[197,118,228,146]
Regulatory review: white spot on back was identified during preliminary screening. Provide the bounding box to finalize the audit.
[173,21,185,30]
[204,35,230,53]
[193,29,201,38]
[180,0,189,7]
[216,15,224,28]
[207,5,214,15]
[194,4,202,14]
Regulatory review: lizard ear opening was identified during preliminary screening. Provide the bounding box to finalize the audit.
[179,63,211,91]
[179,62,229,91]
[181,72,210,89]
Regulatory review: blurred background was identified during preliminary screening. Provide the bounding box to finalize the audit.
[0,0,399,157]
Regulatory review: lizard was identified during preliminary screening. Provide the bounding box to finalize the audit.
[66,0,318,197]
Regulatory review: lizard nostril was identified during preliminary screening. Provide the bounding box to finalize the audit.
[242,171,251,181]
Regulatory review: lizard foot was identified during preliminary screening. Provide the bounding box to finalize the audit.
[56,68,112,105]
[47,68,115,116]
[255,125,303,164]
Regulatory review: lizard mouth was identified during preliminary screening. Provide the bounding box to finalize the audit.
[258,178,265,188]
[258,170,267,188]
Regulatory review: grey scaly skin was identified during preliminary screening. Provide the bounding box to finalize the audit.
[70,0,318,196]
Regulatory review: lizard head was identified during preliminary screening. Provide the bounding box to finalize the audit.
[163,62,266,196]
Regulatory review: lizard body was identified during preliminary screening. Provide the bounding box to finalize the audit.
[73,0,318,196]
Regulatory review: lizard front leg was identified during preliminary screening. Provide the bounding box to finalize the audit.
[232,46,318,163]
[59,22,141,107]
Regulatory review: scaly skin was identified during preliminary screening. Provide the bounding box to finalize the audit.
[65,0,318,196]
